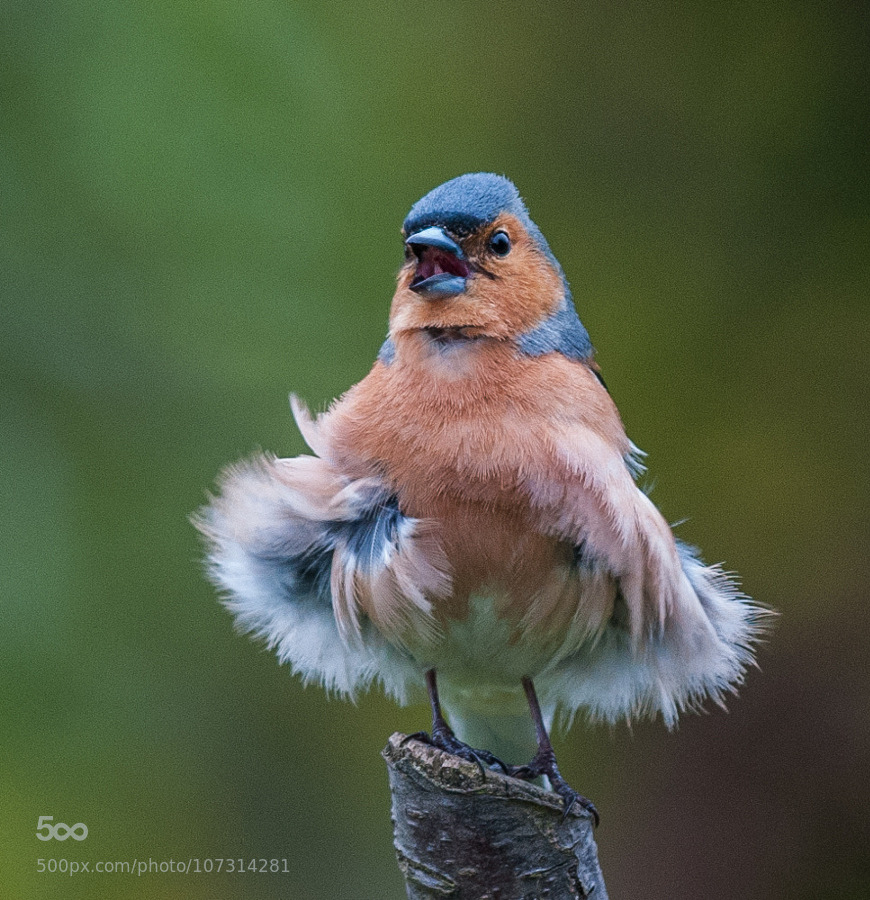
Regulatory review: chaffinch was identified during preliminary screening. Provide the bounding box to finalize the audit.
[197,173,767,818]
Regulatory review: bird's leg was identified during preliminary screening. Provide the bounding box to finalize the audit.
[403,669,508,773]
[507,676,600,826]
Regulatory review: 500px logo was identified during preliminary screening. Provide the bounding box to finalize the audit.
[36,817,88,841]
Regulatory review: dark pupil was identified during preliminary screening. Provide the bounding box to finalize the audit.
[490,231,511,256]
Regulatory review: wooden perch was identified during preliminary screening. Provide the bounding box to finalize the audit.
[383,733,608,899]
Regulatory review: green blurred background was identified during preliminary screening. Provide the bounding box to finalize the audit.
[2,2,867,897]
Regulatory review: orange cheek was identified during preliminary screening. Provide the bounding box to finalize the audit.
[389,248,564,339]
[472,250,564,334]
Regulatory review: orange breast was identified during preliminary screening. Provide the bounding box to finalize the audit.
[321,333,628,625]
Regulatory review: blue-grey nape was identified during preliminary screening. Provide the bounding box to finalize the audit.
[378,336,396,365]
[517,296,594,362]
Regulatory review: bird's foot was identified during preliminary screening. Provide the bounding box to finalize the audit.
[402,724,509,776]
[508,747,599,826]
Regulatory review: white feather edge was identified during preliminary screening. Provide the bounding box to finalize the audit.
[289,393,331,460]
[218,539,423,703]
[539,545,773,729]
[195,456,424,704]
[196,450,772,728]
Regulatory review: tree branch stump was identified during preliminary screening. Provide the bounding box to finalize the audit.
[383,733,608,899]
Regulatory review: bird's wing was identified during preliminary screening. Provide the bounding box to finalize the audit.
[194,438,448,702]
[522,377,769,725]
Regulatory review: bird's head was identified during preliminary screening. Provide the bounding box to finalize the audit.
[386,174,592,361]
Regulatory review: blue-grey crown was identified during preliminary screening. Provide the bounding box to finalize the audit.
[403,173,563,276]
[404,173,521,234]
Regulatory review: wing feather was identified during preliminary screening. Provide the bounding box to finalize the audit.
[526,416,772,726]
[193,450,448,701]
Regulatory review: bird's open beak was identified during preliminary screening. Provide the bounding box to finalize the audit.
[405,227,470,299]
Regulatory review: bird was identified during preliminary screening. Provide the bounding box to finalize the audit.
[196,172,768,820]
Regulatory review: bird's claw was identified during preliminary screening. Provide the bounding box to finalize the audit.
[507,751,599,827]
[554,783,599,827]
[403,727,509,776]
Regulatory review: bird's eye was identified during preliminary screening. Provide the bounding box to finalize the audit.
[489,230,511,257]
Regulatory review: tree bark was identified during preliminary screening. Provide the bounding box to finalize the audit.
[383,733,608,899]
